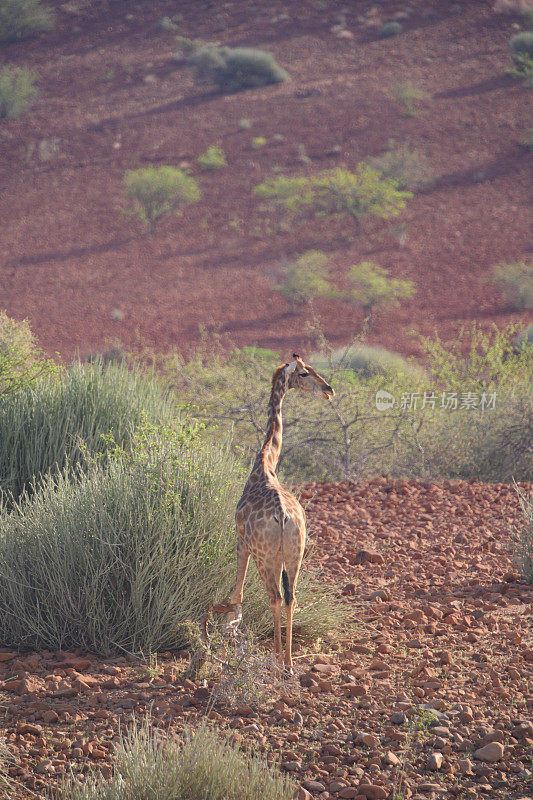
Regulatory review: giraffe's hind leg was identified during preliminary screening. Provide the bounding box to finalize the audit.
[281,530,305,672]
[255,552,283,663]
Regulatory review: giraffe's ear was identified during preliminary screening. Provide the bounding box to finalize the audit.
[286,360,298,374]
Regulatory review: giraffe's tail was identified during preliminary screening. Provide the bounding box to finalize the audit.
[280,511,293,606]
[281,568,292,605]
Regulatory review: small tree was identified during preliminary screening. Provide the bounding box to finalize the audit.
[254,164,411,236]
[188,45,289,93]
[0,0,54,42]
[346,261,414,329]
[491,260,533,310]
[273,250,333,313]
[0,66,38,120]
[367,139,433,191]
[125,166,201,233]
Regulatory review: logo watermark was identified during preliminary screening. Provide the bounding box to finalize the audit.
[375,389,396,412]
[375,390,497,412]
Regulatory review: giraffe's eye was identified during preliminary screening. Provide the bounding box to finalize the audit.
[299,371,309,377]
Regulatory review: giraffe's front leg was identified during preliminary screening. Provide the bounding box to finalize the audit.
[228,537,250,628]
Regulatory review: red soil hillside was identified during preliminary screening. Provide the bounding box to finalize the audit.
[0,0,531,361]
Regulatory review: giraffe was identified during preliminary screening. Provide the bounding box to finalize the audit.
[205,354,334,672]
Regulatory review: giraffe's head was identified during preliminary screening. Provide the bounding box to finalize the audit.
[284,353,334,400]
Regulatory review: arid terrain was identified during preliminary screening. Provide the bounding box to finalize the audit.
[1,3,532,800]
[1,479,532,800]
[0,0,531,361]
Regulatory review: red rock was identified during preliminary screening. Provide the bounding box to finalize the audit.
[16,723,42,736]
[41,710,59,723]
[474,742,504,762]
[341,682,367,697]
[357,785,388,799]
[0,652,16,662]
[354,550,384,565]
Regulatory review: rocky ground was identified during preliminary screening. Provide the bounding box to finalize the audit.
[1,478,532,800]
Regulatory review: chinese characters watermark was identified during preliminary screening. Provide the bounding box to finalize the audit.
[375,390,497,412]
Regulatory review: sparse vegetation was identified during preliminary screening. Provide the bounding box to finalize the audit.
[379,21,402,37]
[159,14,181,32]
[345,261,415,329]
[197,145,227,170]
[0,420,335,652]
[0,0,54,43]
[251,136,267,148]
[187,45,289,93]
[254,165,411,234]
[0,66,38,120]
[153,324,532,483]
[510,30,533,60]
[174,35,199,56]
[490,260,533,310]
[272,250,333,312]
[62,718,295,800]
[125,166,201,232]
[509,32,533,85]
[513,487,533,584]
[367,139,433,191]
[390,81,430,116]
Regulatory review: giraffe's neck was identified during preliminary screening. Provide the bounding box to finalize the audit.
[253,374,287,478]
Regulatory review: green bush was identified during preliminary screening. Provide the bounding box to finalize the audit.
[510,31,533,60]
[254,164,411,233]
[379,21,402,37]
[125,166,201,232]
[401,325,533,483]
[197,145,227,170]
[509,31,533,85]
[188,45,289,93]
[0,66,38,119]
[367,139,433,191]
[0,361,176,504]
[0,312,53,395]
[0,424,336,653]
[490,260,533,310]
[390,81,430,116]
[513,323,533,353]
[273,250,333,311]
[310,345,426,382]
[514,487,533,584]
[0,0,53,42]
[346,261,415,328]
[63,719,294,800]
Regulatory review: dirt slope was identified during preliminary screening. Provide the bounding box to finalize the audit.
[0,0,531,361]
[1,478,532,799]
